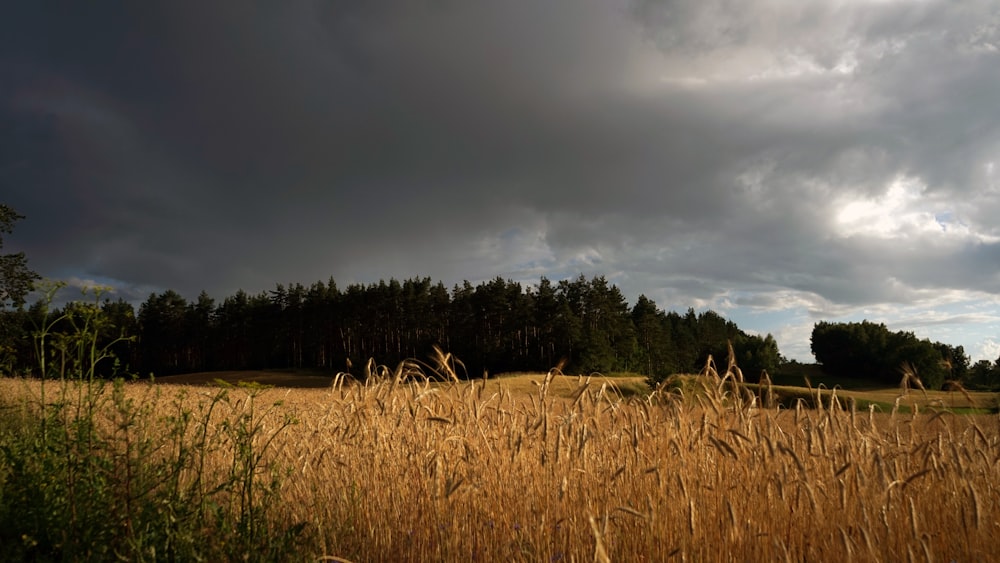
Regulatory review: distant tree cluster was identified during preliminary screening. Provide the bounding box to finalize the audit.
[1,275,782,381]
[965,357,1000,390]
[810,320,973,390]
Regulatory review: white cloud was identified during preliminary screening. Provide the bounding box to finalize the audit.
[835,175,1000,244]
[975,338,1000,363]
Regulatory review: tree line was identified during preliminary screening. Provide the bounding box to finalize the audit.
[2,275,782,382]
[810,320,1000,390]
[4,204,999,390]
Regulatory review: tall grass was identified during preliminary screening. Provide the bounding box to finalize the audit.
[274,361,1000,561]
[0,377,308,561]
[0,285,306,561]
[1,309,998,560]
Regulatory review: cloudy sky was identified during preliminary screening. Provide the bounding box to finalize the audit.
[3,1,1000,362]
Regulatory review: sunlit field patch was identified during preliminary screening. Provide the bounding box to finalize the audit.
[2,368,998,561]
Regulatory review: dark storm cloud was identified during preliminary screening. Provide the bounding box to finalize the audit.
[3,0,1000,359]
[4,0,736,295]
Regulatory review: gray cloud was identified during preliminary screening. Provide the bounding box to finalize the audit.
[2,0,1000,360]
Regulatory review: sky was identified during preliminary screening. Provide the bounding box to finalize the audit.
[2,0,1000,363]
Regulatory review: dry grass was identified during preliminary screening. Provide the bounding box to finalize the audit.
[2,373,999,561]
[776,380,1000,413]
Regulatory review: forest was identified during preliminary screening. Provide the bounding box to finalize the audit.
[1,275,781,382]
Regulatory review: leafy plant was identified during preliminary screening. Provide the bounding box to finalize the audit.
[0,283,307,561]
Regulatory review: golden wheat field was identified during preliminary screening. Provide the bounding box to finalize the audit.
[2,373,999,562]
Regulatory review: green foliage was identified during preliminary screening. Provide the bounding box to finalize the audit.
[4,270,780,383]
[732,332,781,381]
[31,282,135,381]
[967,358,1000,390]
[810,321,954,389]
[643,307,781,388]
[0,206,41,361]
[0,380,307,561]
[0,205,40,311]
[0,284,308,561]
[124,274,777,382]
[559,275,635,374]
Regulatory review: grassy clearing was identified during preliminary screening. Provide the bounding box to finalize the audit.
[157,369,337,388]
[750,380,1000,414]
[2,368,999,561]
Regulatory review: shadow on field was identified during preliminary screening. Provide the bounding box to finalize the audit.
[155,370,337,389]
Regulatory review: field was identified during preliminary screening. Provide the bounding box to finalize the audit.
[158,368,999,412]
[1,370,999,561]
[155,369,652,397]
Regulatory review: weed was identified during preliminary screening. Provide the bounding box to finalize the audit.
[0,284,306,561]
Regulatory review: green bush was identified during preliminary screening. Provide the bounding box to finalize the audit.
[0,284,308,561]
